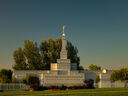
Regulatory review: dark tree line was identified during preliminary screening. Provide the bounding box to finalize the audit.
[88,64,101,71]
[110,68,128,87]
[0,69,12,83]
[13,38,83,70]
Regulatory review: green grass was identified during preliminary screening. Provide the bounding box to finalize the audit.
[0,88,128,96]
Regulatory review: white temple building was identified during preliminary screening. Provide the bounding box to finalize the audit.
[13,27,124,88]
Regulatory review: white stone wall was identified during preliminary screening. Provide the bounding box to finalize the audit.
[13,70,49,82]
[111,81,123,88]
[42,72,85,87]
[13,70,124,88]
[84,71,100,82]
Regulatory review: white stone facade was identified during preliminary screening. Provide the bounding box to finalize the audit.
[13,69,124,88]
[13,30,124,88]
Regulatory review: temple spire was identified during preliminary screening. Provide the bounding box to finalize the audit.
[62,25,66,36]
[60,25,67,59]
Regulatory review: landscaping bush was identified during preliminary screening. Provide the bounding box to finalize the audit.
[60,85,67,90]
[21,74,40,91]
[84,79,94,89]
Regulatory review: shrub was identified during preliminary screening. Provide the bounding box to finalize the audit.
[60,85,67,90]
[84,79,94,89]
[0,69,12,83]
[96,76,100,83]
[21,74,40,91]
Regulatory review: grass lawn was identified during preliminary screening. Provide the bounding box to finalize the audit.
[0,88,128,96]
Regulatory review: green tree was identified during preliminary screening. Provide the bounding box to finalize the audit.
[84,79,94,89]
[88,64,101,71]
[0,75,11,83]
[24,40,43,70]
[96,76,100,83]
[0,69,12,83]
[40,38,61,70]
[13,47,27,70]
[40,38,82,70]
[40,39,51,70]
[67,41,81,70]
[110,68,128,87]
[21,74,40,91]
[13,38,83,70]
[110,70,121,81]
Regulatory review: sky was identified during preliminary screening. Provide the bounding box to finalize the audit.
[0,0,128,70]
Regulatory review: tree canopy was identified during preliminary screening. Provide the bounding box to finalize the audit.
[110,68,128,87]
[95,75,100,83]
[24,40,43,70]
[13,47,27,70]
[0,69,12,83]
[13,38,83,70]
[88,64,101,71]
[21,74,40,91]
[110,68,128,82]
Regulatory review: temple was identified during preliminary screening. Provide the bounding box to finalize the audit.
[42,26,85,86]
[13,26,124,88]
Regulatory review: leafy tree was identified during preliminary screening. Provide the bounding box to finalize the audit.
[40,38,82,70]
[13,38,83,70]
[13,47,27,70]
[84,79,94,89]
[24,40,43,70]
[40,38,61,70]
[21,74,40,91]
[110,68,128,87]
[0,75,11,83]
[110,70,121,81]
[88,64,101,71]
[78,66,84,70]
[67,41,81,70]
[96,76,100,83]
[0,69,12,83]
[40,39,50,70]
[120,68,128,81]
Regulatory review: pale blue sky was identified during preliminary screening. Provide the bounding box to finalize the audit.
[0,0,128,69]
